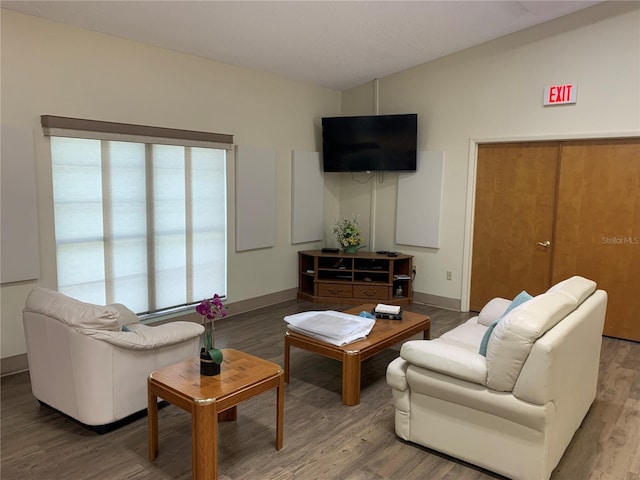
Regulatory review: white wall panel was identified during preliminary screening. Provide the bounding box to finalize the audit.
[235,145,276,251]
[1,125,40,283]
[396,151,444,249]
[291,150,323,243]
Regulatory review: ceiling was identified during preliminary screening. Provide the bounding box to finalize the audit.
[2,0,602,91]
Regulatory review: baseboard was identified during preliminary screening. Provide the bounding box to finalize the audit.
[225,288,299,317]
[1,353,29,377]
[412,291,461,311]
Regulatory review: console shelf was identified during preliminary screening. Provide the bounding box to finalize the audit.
[297,250,413,306]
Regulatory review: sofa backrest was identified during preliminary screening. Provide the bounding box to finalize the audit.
[24,287,122,331]
[513,289,607,405]
[485,276,597,392]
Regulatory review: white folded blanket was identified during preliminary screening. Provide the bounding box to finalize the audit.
[284,310,375,346]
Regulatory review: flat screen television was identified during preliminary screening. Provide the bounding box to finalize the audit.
[321,114,417,172]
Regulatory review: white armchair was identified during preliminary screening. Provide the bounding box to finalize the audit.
[23,287,204,432]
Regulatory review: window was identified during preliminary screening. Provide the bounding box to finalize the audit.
[44,116,232,315]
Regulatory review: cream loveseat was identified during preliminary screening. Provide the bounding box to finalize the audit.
[386,276,607,480]
[23,287,204,432]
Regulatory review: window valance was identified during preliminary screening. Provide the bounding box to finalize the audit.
[41,115,234,150]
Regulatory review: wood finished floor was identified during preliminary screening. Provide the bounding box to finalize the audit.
[2,299,639,480]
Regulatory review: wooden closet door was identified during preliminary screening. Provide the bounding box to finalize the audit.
[552,139,640,341]
[470,143,560,311]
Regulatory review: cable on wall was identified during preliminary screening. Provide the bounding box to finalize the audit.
[369,78,381,252]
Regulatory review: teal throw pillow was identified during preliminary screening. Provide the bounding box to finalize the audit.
[478,290,532,356]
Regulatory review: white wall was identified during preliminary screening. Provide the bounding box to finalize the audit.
[339,2,640,307]
[3,2,639,365]
[0,10,341,361]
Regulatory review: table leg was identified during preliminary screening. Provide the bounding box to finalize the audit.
[148,381,158,461]
[192,401,217,480]
[284,335,291,383]
[423,327,431,340]
[276,372,284,450]
[218,406,237,422]
[342,351,361,406]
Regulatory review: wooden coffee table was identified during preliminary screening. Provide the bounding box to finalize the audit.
[284,304,430,406]
[148,348,284,480]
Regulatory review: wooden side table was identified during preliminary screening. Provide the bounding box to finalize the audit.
[148,349,284,480]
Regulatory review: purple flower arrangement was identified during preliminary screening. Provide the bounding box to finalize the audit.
[196,294,227,365]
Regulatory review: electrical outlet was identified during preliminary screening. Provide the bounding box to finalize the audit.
[412,266,417,276]
[446,271,452,281]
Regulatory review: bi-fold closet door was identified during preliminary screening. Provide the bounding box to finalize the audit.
[470,138,640,341]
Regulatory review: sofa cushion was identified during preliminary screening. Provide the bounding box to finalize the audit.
[24,287,121,331]
[438,317,487,352]
[477,297,512,327]
[479,291,532,356]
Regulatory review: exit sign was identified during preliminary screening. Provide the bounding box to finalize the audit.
[543,84,577,106]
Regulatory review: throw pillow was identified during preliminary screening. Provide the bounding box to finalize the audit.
[478,290,532,356]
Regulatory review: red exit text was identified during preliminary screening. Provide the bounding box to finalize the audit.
[543,84,577,106]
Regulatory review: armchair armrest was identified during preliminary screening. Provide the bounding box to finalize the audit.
[400,340,488,385]
[81,321,204,350]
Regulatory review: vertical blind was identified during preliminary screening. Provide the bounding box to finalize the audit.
[46,116,231,314]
